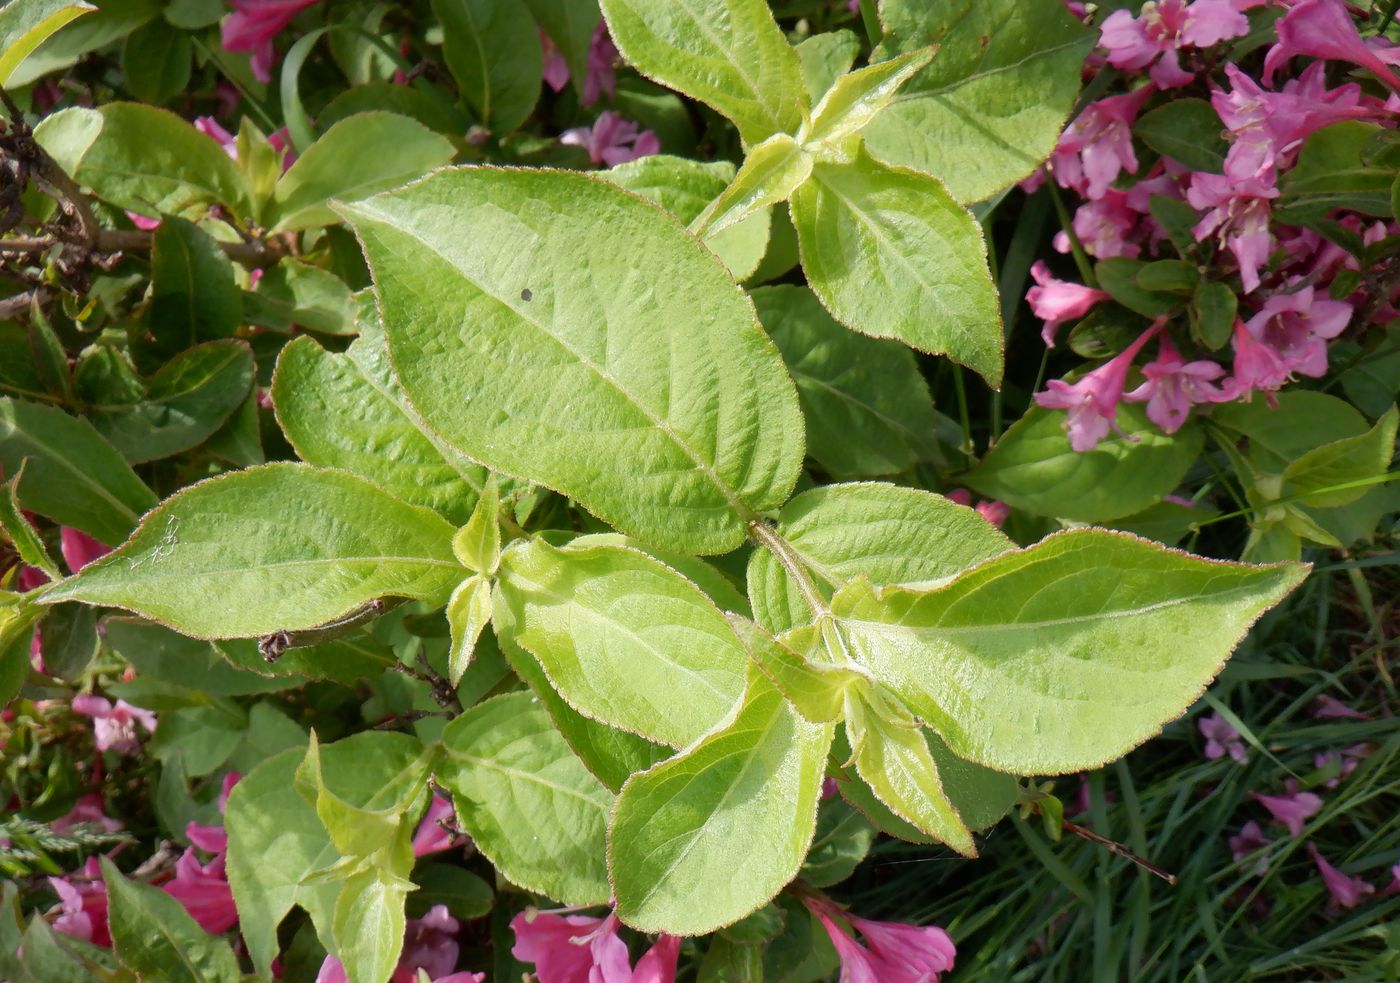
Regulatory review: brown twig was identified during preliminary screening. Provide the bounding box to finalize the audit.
[1062,820,1179,885]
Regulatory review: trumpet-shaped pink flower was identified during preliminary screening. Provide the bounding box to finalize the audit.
[1126,334,1237,433]
[315,904,484,983]
[1230,318,1291,395]
[1263,0,1400,91]
[1027,261,1112,347]
[510,909,680,983]
[412,794,463,857]
[560,111,660,166]
[1251,784,1322,837]
[1063,190,1142,259]
[1035,322,1162,451]
[59,527,109,573]
[221,0,321,84]
[1186,171,1278,293]
[71,695,156,754]
[1228,820,1271,876]
[805,896,956,983]
[1312,695,1368,720]
[1243,284,1351,379]
[1100,0,1250,88]
[1308,844,1375,908]
[1196,710,1249,764]
[540,31,570,93]
[975,500,1010,529]
[162,835,238,935]
[50,793,122,835]
[1053,87,1156,199]
[48,857,109,947]
[538,22,617,106]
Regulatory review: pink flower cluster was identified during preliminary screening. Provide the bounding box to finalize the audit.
[221,0,320,84]
[803,895,956,982]
[1030,0,1400,450]
[511,907,680,982]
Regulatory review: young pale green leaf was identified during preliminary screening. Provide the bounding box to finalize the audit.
[86,340,254,464]
[438,692,613,905]
[752,285,941,478]
[0,396,157,546]
[148,217,242,354]
[1282,405,1398,509]
[0,469,59,580]
[831,528,1309,774]
[101,856,241,983]
[965,404,1204,522]
[494,537,747,747]
[795,30,859,103]
[0,0,93,85]
[272,333,485,526]
[331,867,410,983]
[338,167,804,554]
[268,112,456,232]
[296,731,430,859]
[803,47,933,147]
[865,0,1094,203]
[747,482,1011,633]
[844,688,975,856]
[446,574,491,685]
[730,616,860,724]
[521,0,600,97]
[568,531,751,616]
[599,0,807,146]
[611,666,833,935]
[499,630,672,792]
[452,477,500,574]
[690,134,811,240]
[35,104,250,218]
[42,463,462,638]
[791,147,1003,387]
[432,0,541,134]
[1,598,42,706]
[601,155,771,279]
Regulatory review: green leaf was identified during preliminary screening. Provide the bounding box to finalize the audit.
[0,396,157,546]
[495,537,747,746]
[1192,280,1238,351]
[0,598,42,707]
[272,334,484,525]
[432,0,540,133]
[35,103,250,218]
[865,0,1094,203]
[690,134,811,242]
[926,731,1018,830]
[601,154,772,279]
[331,867,410,983]
[747,482,1011,633]
[102,856,241,983]
[1278,121,1396,224]
[43,463,462,638]
[268,112,456,233]
[296,731,430,859]
[407,862,494,921]
[446,574,491,685]
[965,403,1204,522]
[731,615,859,724]
[0,467,59,579]
[568,531,751,616]
[5,0,156,89]
[453,476,500,574]
[830,528,1308,774]
[599,0,807,146]
[1212,390,1370,473]
[790,147,1003,387]
[521,0,600,97]
[148,217,242,354]
[84,340,254,464]
[338,166,804,554]
[1133,98,1229,173]
[0,0,93,86]
[438,691,613,905]
[249,259,359,335]
[803,47,933,147]
[1094,258,1185,318]
[611,666,833,935]
[120,17,190,104]
[795,30,859,103]
[1282,405,1398,508]
[799,798,875,887]
[753,284,940,477]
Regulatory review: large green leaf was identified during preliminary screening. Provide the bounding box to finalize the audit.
[1277,121,1396,224]
[599,0,807,146]
[830,529,1307,774]
[337,167,804,554]
[790,147,1003,386]
[494,537,748,747]
[965,404,1204,522]
[438,692,613,905]
[611,667,832,935]
[272,335,484,525]
[865,0,1094,203]
[147,217,242,354]
[752,285,940,478]
[102,857,240,983]
[43,463,462,638]
[432,0,541,133]
[1281,405,1397,509]
[34,104,250,218]
[0,397,157,546]
[802,47,932,147]
[747,482,1011,633]
[0,0,93,85]
[268,112,456,232]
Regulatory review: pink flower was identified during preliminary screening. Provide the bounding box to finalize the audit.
[805,896,955,983]
[60,528,109,573]
[510,909,679,983]
[162,834,238,935]
[1186,171,1278,293]
[540,31,570,93]
[194,115,238,158]
[1228,820,1271,876]
[71,695,156,754]
[1312,695,1368,720]
[583,23,620,107]
[1251,784,1323,837]
[50,793,122,835]
[1243,283,1351,379]
[1053,87,1155,199]
[48,857,109,947]
[1062,191,1141,259]
[1100,0,1250,89]
[945,488,973,507]
[125,211,162,231]
[1196,710,1249,764]
[221,0,321,84]
[560,112,660,166]
[1314,744,1370,788]
[1126,334,1237,434]
[1230,317,1292,395]
[1308,843,1375,909]
[1034,322,1162,452]
[392,905,465,983]
[1263,0,1400,92]
[412,794,463,857]
[974,500,1010,528]
[1026,261,1111,347]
